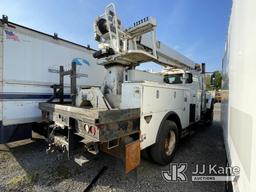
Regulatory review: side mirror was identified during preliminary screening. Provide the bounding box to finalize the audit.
[184,73,193,84]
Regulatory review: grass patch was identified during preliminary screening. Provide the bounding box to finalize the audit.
[7,175,27,188]
[0,152,12,161]
[6,172,39,189]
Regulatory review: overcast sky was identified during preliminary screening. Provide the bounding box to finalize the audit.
[0,0,232,72]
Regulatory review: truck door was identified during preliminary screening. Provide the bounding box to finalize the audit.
[186,73,200,123]
[193,75,201,121]
[183,90,190,127]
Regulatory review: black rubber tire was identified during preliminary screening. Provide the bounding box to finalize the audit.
[206,101,214,125]
[141,147,153,161]
[150,120,179,165]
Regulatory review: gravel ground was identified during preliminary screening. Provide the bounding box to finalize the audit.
[0,103,226,192]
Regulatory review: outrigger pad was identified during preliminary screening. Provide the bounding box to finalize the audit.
[125,140,140,173]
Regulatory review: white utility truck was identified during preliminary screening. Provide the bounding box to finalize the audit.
[221,0,256,191]
[0,16,106,144]
[39,4,214,173]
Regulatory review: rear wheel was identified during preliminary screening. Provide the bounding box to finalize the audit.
[206,101,214,125]
[141,147,152,161]
[150,120,179,165]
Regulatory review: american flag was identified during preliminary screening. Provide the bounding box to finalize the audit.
[5,30,19,41]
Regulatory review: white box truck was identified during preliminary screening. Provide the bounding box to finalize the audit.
[0,16,106,144]
[221,0,256,191]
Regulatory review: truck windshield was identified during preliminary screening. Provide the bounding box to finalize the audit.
[164,74,183,84]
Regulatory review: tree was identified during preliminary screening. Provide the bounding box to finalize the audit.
[205,71,222,91]
[212,71,222,90]
[205,74,213,91]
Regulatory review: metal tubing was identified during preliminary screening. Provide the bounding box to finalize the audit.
[59,66,64,103]
[71,62,77,106]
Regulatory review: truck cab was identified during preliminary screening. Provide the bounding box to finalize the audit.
[163,68,209,122]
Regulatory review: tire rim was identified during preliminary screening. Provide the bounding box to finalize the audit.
[164,130,176,156]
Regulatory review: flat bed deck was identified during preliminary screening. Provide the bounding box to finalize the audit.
[39,102,140,125]
[39,102,141,142]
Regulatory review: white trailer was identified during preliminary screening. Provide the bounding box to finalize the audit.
[221,0,256,191]
[0,16,106,144]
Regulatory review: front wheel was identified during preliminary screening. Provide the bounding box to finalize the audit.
[150,120,179,165]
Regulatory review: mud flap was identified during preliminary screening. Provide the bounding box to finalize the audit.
[125,140,140,173]
[100,139,141,173]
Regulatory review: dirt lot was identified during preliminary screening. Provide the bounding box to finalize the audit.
[0,104,226,192]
